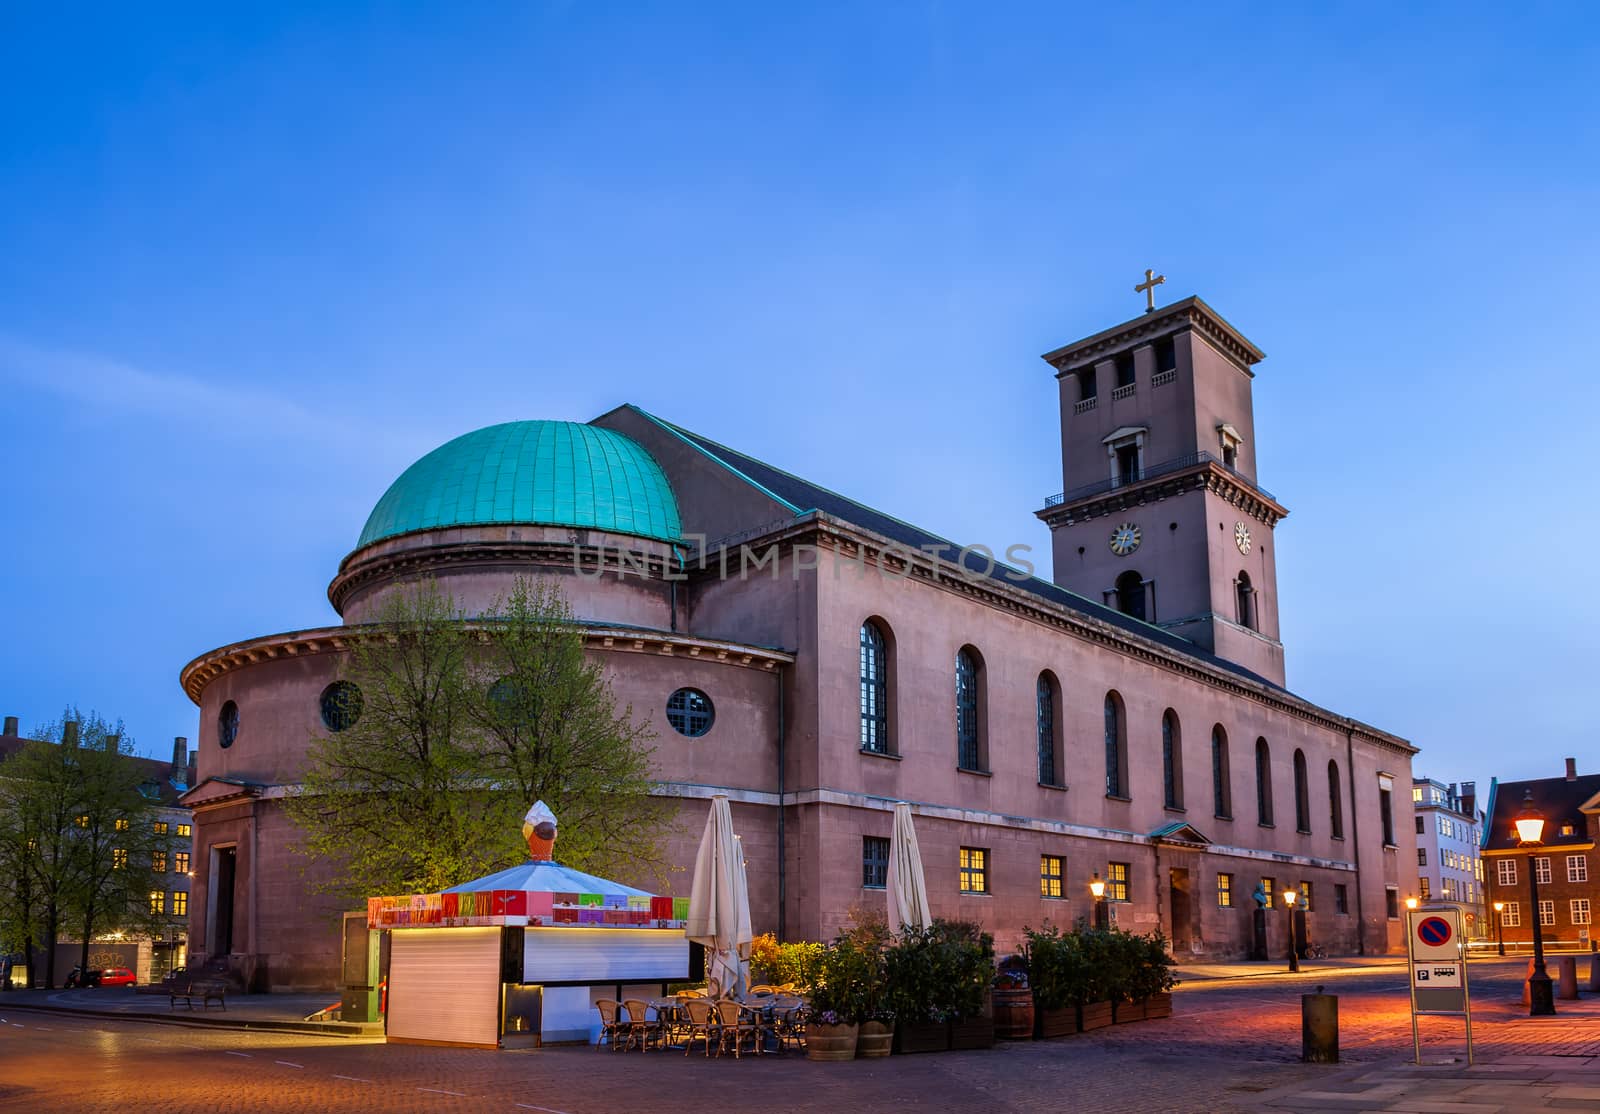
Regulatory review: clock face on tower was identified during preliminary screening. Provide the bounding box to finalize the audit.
[1109,523,1142,556]
[1235,522,1252,555]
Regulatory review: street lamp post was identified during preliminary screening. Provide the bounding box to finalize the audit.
[1089,872,1109,930]
[1283,888,1300,972]
[1493,901,1505,957]
[1515,790,1555,1016]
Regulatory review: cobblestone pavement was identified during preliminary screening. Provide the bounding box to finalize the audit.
[0,959,1593,1113]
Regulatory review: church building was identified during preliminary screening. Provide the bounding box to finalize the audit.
[179,294,1418,990]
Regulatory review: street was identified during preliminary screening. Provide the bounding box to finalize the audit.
[1,960,1595,1113]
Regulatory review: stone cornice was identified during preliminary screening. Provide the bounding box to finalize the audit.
[1036,462,1287,529]
[179,623,793,705]
[711,512,1412,757]
[1042,297,1266,377]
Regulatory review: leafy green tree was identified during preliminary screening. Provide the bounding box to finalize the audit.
[471,577,666,880]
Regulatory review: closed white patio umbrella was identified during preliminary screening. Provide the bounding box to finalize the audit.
[685,794,753,998]
[887,801,932,934]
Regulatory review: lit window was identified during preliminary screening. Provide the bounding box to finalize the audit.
[177,824,191,839]
[112,848,127,870]
[1497,859,1517,886]
[114,819,130,832]
[862,837,889,889]
[1300,882,1314,911]
[1538,900,1555,927]
[1040,855,1064,899]
[150,892,165,915]
[665,688,714,738]
[174,851,190,873]
[1568,855,1589,884]
[153,821,168,836]
[152,851,166,872]
[171,891,188,917]
[1261,876,1276,904]
[1572,899,1592,926]
[1216,873,1233,908]
[1419,877,1431,900]
[74,815,89,828]
[1107,861,1129,902]
[1501,902,1521,927]
[1534,857,1552,885]
[960,847,988,894]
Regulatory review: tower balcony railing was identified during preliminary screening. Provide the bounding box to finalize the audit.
[1042,451,1276,509]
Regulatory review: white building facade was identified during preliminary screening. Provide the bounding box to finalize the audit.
[1412,777,1486,938]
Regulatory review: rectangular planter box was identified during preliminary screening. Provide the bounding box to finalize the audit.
[894,1020,950,1054]
[1114,998,1147,1024]
[1035,1005,1077,1040]
[1079,1000,1114,1032]
[949,1015,994,1050]
[1146,992,1173,1020]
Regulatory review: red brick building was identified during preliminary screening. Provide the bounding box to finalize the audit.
[1482,758,1598,950]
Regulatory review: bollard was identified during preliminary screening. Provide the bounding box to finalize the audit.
[1302,988,1338,1063]
[1557,956,1579,1000]
[1590,952,1600,993]
[1523,958,1537,1007]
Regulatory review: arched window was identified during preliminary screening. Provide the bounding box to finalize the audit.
[956,647,984,771]
[1211,725,1232,818]
[1162,709,1183,810]
[1037,672,1063,787]
[1328,759,1345,839]
[1104,691,1128,798]
[859,620,890,754]
[1255,737,1274,826]
[1293,749,1310,833]
[1236,572,1254,630]
[1115,571,1147,621]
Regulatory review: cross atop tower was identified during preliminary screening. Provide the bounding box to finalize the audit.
[1135,268,1165,313]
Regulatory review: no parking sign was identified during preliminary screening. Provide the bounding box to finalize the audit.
[1406,905,1472,1064]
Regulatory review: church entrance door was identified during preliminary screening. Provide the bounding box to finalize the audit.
[211,846,237,956]
[1168,868,1193,952]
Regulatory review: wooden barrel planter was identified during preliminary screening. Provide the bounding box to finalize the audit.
[806,1021,859,1061]
[857,1020,892,1058]
[1079,1000,1113,1032]
[1035,1005,1077,1039]
[992,987,1034,1040]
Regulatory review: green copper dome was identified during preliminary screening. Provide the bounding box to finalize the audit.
[357,421,682,549]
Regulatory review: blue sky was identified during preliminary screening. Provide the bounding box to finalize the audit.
[2,4,1596,788]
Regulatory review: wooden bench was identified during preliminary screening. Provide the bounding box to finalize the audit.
[169,980,227,1010]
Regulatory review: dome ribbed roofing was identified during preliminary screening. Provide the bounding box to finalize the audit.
[356,420,681,549]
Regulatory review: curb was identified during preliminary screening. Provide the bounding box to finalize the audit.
[1174,960,1407,982]
[0,999,383,1039]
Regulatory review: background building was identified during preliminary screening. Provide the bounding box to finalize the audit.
[180,296,1417,991]
[1412,776,1485,937]
[1483,758,1598,951]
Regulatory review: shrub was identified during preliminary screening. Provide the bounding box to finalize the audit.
[885,919,994,1023]
[750,932,825,991]
[808,934,886,1024]
[1022,925,1087,1010]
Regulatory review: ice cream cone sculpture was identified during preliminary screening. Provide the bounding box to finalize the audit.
[523,800,558,861]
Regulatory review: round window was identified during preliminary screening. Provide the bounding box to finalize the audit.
[218,700,240,749]
[666,688,714,738]
[319,681,363,732]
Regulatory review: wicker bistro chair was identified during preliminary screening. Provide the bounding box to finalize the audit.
[620,999,661,1052]
[768,997,806,1053]
[679,997,719,1057]
[712,998,761,1059]
[594,1000,625,1051]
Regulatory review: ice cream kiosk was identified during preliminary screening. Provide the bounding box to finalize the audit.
[369,802,697,1048]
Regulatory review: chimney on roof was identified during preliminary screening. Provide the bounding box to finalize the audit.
[1567,757,1578,781]
[2,716,16,737]
[63,720,79,747]
[103,732,120,754]
[187,751,196,786]
[171,736,187,777]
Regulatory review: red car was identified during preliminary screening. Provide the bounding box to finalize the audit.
[97,966,136,988]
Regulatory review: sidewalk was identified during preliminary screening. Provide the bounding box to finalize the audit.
[1176,955,1405,981]
[0,986,382,1037]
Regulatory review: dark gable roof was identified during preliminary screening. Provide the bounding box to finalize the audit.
[1483,772,1600,852]
[631,406,1286,693]
[0,735,190,808]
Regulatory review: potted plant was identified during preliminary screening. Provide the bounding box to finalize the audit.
[807,935,877,1061]
[886,926,950,1053]
[1076,928,1117,1032]
[991,958,1033,1040]
[940,921,996,1050]
[1129,930,1179,1020]
[1023,925,1084,1038]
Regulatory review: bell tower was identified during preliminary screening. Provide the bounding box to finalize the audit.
[1035,294,1289,685]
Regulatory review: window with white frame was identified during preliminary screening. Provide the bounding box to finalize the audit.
[1572,899,1591,926]
[1539,900,1555,927]
[1568,855,1588,884]
[1501,901,1521,927]
[1496,859,1517,886]
[1534,856,1552,885]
